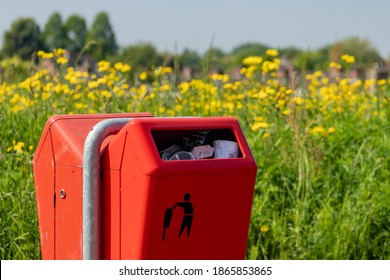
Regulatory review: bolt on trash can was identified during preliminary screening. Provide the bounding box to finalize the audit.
[32,114,257,260]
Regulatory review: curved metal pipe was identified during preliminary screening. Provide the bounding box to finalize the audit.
[82,118,132,259]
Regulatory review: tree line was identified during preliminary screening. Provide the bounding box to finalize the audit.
[0,11,385,77]
[1,12,117,61]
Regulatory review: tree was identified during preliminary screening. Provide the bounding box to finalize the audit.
[2,18,43,60]
[279,46,303,60]
[203,47,227,72]
[65,14,87,54]
[338,36,382,68]
[87,12,118,60]
[116,43,163,69]
[294,37,383,73]
[0,56,31,82]
[231,42,271,65]
[42,12,68,51]
[179,48,201,71]
[293,45,333,71]
[293,50,324,72]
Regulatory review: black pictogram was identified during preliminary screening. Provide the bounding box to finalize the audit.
[162,207,173,240]
[162,193,194,240]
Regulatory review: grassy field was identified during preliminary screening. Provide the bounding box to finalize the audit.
[1,49,389,259]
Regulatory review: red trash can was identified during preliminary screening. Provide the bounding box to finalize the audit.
[33,114,257,260]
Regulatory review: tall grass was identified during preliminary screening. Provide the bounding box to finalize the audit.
[247,110,390,259]
[0,49,389,259]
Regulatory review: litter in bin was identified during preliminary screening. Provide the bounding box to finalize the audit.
[181,130,209,151]
[160,144,183,160]
[157,130,240,160]
[169,151,196,160]
[213,140,239,158]
[190,145,215,159]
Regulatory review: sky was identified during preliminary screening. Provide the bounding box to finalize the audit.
[1,0,389,58]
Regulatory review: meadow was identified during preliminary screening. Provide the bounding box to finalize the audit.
[0,49,389,259]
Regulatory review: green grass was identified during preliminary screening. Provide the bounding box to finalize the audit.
[247,111,390,259]
[0,152,41,259]
[1,58,390,260]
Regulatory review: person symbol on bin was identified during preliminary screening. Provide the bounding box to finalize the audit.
[173,193,194,238]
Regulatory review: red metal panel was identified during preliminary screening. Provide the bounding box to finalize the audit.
[101,169,121,259]
[32,131,55,260]
[50,119,105,167]
[101,131,128,260]
[119,168,255,259]
[55,166,83,259]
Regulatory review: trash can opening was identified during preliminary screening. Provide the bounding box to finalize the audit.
[151,128,243,160]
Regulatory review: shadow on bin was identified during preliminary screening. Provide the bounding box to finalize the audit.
[32,114,257,260]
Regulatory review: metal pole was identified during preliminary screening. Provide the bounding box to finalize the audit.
[82,118,132,260]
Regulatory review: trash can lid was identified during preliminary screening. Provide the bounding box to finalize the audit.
[32,113,153,167]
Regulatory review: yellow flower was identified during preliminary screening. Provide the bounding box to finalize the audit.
[309,126,328,137]
[100,90,112,99]
[341,54,355,64]
[88,81,99,89]
[262,60,279,73]
[97,61,111,72]
[244,65,257,79]
[8,140,25,154]
[242,56,263,66]
[313,71,322,77]
[74,102,88,109]
[251,121,270,131]
[37,50,45,57]
[260,225,269,233]
[262,132,270,139]
[329,61,341,69]
[139,71,148,81]
[179,82,190,94]
[175,104,183,112]
[235,93,245,100]
[41,92,51,101]
[211,73,229,83]
[114,62,131,72]
[154,66,172,76]
[160,84,171,91]
[223,83,234,90]
[53,48,66,57]
[293,97,305,105]
[37,50,54,59]
[137,84,148,96]
[266,49,279,57]
[73,93,82,100]
[56,57,68,65]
